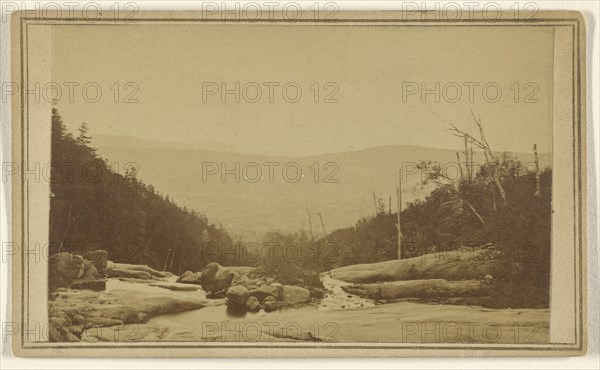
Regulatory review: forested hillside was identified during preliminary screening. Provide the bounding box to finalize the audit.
[325,162,551,265]
[49,109,233,273]
[316,149,552,307]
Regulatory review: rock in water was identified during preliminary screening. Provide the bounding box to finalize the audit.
[248,284,282,302]
[281,285,311,305]
[83,250,108,271]
[263,296,284,312]
[178,270,194,280]
[199,262,234,293]
[263,296,276,304]
[245,296,261,312]
[177,271,203,285]
[226,285,249,307]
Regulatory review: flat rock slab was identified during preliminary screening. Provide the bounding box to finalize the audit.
[329,249,502,283]
[70,279,107,291]
[342,279,488,300]
[118,277,162,284]
[105,262,172,280]
[48,287,206,342]
[149,283,201,291]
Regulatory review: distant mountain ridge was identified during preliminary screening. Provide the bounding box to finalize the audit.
[93,135,552,239]
[93,134,239,153]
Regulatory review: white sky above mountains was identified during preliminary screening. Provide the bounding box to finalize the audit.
[53,24,554,156]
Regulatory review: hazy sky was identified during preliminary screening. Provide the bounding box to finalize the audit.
[52,24,554,156]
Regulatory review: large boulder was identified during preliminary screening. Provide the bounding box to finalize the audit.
[263,296,284,312]
[232,274,266,290]
[177,271,202,285]
[179,270,194,279]
[48,253,87,290]
[199,263,234,293]
[245,296,261,312]
[226,285,249,307]
[104,262,169,280]
[83,250,108,272]
[49,253,85,281]
[248,284,282,302]
[281,285,311,306]
[81,259,98,280]
[48,253,101,291]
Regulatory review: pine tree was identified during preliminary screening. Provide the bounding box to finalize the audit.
[77,122,92,146]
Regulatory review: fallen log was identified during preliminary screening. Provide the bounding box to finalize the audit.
[342,279,489,300]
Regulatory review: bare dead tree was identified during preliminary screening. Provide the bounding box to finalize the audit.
[463,136,470,181]
[372,191,378,216]
[469,139,474,182]
[396,169,405,259]
[396,186,403,259]
[305,201,315,241]
[178,252,186,275]
[169,250,175,269]
[163,248,172,271]
[456,151,464,180]
[463,198,486,225]
[448,111,508,208]
[316,212,328,244]
[419,162,486,225]
[142,239,160,268]
[58,203,73,253]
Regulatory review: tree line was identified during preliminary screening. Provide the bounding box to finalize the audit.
[49,108,234,273]
[311,114,552,307]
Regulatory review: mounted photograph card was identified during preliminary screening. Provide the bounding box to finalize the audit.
[8,9,587,357]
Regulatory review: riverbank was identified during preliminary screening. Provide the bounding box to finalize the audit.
[49,253,549,344]
[59,273,549,344]
[82,299,549,343]
[48,277,209,342]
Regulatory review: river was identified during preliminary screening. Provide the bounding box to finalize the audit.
[104,274,549,343]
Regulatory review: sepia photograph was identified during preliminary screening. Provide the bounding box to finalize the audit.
[4,6,590,359]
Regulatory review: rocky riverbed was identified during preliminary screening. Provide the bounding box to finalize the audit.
[48,248,550,343]
[52,275,548,343]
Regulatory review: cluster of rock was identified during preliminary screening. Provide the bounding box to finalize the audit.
[176,262,316,313]
[177,262,234,296]
[48,250,109,292]
[225,283,311,313]
[48,250,172,292]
